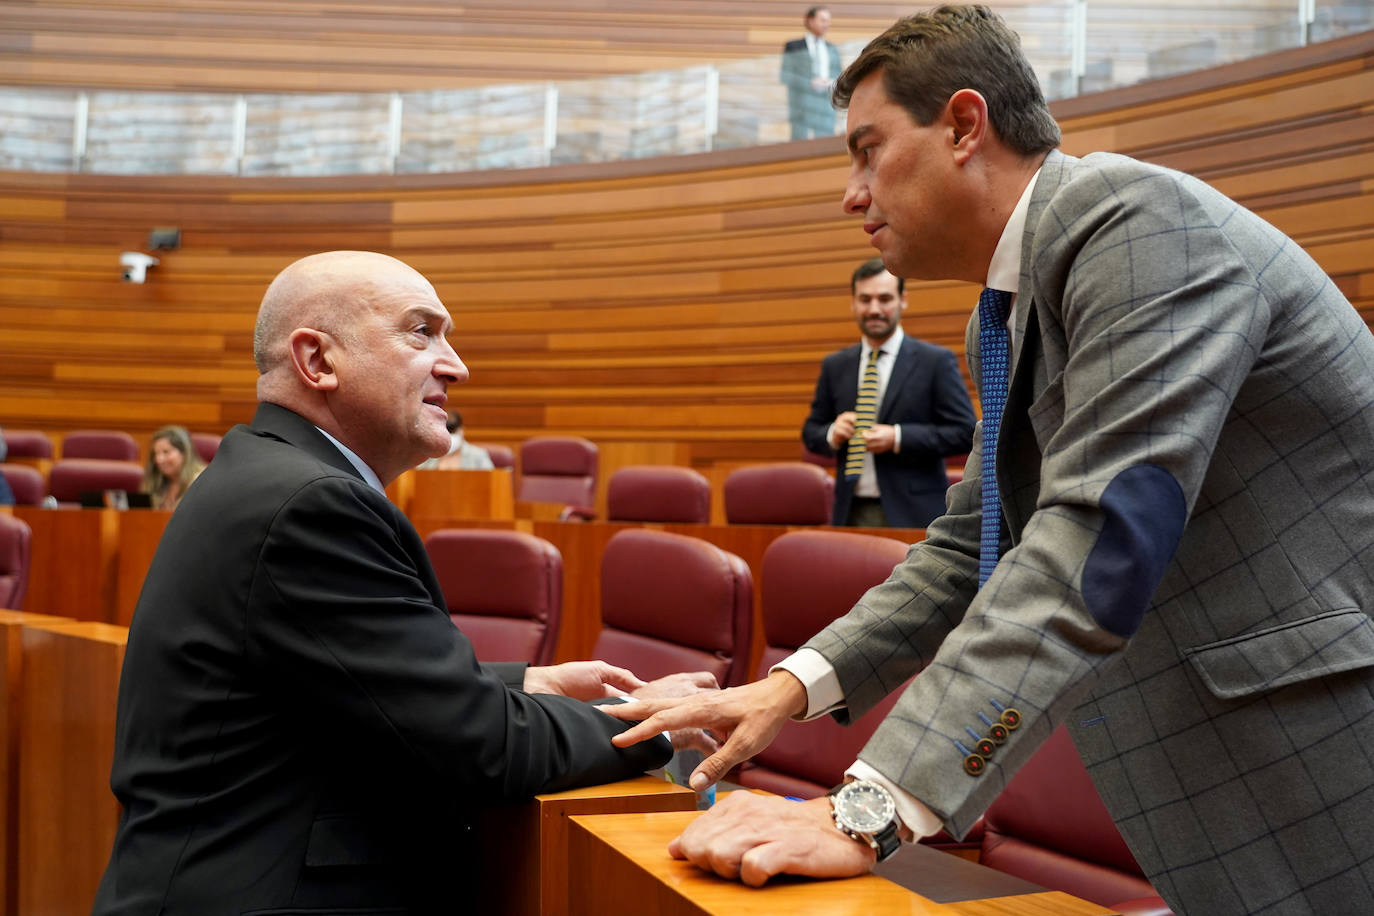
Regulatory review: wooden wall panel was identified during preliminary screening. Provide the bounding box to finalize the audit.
[0,32,1370,500]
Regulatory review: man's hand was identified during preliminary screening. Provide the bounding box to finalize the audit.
[630,671,721,755]
[669,792,876,887]
[523,661,645,701]
[605,670,807,791]
[829,411,857,448]
[863,423,897,453]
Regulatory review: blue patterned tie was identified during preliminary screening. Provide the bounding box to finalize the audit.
[978,288,1013,587]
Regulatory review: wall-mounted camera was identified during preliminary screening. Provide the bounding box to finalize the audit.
[120,251,159,284]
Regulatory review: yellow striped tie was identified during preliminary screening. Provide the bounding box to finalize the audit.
[845,347,880,481]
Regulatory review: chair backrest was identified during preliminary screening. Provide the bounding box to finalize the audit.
[190,432,222,463]
[734,530,911,796]
[980,726,1166,910]
[47,459,146,504]
[424,528,563,665]
[0,464,46,506]
[60,429,140,462]
[606,465,710,523]
[0,513,32,610]
[2,428,53,459]
[800,444,837,470]
[594,529,753,687]
[517,436,597,509]
[472,442,514,470]
[723,462,833,525]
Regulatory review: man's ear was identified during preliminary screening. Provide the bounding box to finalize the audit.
[287,327,340,392]
[947,88,990,164]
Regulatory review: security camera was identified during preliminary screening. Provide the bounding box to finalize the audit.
[120,251,159,284]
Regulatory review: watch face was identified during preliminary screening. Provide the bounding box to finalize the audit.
[834,781,896,834]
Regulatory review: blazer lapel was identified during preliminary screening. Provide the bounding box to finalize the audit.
[999,150,1075,538]
[836,344,861,411]
[250,402,368,484]
[879,337,916,422]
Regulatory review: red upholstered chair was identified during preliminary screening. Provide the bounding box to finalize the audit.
[945,452,970,486]
[61,429,140,461]
[2,429,54,459]
[606,465,710,523]
[424,528,562,666]
[723,462,833,525]
[517,436,597,514]
[733,529,911,797]
[0,464,46,506]
[979,726,1174,916]
[191,432,222,463]
[471,442,514,470]
[800,444,837,471]
[0,513,32,610]
[593,529,753,687]
[46,459,145,504]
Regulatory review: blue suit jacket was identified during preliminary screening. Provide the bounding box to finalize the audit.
[802,335,976,528]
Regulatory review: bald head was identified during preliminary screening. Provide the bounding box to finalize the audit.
[254,251,424,376]
[249,251,466,483]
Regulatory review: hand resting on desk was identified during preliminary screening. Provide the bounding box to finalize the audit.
[670,791,875,887]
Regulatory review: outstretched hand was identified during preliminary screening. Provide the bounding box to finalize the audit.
[669,791,876,887]
[522,661,645,701]
[630,671,722,755]
[604,670,807,791]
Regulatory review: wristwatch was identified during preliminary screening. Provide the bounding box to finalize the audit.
[828,779,902,862]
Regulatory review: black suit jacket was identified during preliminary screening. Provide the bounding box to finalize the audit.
[93,403,670,916]
[802,335,975,528]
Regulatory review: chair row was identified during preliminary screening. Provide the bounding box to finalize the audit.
[5,429,843,526]
[421,523,1171,913]
[2,459,145,506]
[2,428,223,464]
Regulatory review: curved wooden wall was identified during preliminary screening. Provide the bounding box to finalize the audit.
[0,0,917,91]
[0,31,1371,489]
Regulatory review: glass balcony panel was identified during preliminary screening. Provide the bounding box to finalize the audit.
[84,92,237,175]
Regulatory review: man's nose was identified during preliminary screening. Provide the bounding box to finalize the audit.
[436,338,469,384]
[842,176,868,215]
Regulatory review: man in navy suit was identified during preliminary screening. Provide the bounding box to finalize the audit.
[781,6,842,140]
[802,258,975,528]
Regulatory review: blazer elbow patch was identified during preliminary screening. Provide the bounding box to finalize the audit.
[1081,465,1186,638]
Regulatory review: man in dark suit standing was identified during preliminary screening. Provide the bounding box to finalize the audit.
[802,258,976,528]
[92,251,684,916]
[781,6,842,140]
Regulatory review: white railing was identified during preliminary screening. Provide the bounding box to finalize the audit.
[0,1,1367,176]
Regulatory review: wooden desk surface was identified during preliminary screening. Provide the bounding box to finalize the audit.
[567,810,1115,916]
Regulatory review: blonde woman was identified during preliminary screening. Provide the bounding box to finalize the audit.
[142,425,205,510]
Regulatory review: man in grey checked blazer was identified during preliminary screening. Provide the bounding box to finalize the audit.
[610,6,1374,914]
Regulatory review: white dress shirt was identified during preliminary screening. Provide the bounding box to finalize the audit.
[315,427,386,495]
[804,33,829,81]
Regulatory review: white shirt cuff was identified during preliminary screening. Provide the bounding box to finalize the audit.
[771,648,844,720]
[845,760,944,842]
[892,424,901,454]
[826,421,841,451]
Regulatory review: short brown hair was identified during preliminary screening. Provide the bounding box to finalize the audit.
[851,257,902,295]
[833,5,1060,157]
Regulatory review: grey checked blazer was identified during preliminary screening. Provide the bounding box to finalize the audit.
[805,150,1374,915]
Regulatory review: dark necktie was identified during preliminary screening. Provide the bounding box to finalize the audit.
[978,288,1013,587]
[844,347,881,482]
